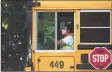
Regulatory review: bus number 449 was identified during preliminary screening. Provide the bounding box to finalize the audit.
[50,61,64,69]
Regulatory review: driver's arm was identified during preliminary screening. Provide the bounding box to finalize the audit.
[57,40,66,46]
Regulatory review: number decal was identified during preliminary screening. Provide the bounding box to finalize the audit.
[50,61,64,69]
[60,61,64,68]
[50,61,54,68]
[54,61,58,68]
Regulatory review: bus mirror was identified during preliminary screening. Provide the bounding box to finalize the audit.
[32,1,40,7]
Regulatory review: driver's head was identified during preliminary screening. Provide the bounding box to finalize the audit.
[61,24,73,35]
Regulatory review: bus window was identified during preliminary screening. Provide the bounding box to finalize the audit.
[36,12,74,51]
[57,12,74,50]
[80,10,110,43]
[37,12,55,50]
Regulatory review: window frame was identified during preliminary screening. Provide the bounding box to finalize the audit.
[79,10,111,44]
[34,11,76,52]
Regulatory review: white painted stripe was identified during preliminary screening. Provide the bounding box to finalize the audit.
[80,43,110,44]
[80,27,110,28]
[80,10,111,12]
[35,50,75,52]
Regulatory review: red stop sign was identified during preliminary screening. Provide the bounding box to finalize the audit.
[89,47,112,69]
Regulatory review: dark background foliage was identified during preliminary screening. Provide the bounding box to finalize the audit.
[1,0,28,71]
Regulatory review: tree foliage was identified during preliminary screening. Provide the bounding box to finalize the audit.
[1,0,27,71]
[38,12,55,50]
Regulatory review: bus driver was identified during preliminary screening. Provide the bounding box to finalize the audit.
[57,24,74,50]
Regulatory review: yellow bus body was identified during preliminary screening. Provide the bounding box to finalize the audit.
[25,0,112,72]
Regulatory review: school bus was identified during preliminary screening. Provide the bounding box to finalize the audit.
[25,0,112,72]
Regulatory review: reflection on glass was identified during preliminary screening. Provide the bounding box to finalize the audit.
[37,12,55,50]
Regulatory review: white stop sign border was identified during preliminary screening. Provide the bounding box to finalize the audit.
[89,47,112,70]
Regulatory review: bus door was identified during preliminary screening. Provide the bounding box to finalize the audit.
[32,10,76,71]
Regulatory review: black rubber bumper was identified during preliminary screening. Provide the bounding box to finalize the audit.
[78,44,112,50]
[76,64,112,69]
